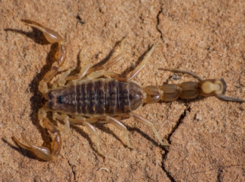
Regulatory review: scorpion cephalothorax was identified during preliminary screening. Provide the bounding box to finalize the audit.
[12,20,244,161]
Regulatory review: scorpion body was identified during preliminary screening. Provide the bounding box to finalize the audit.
[49,75,231,116]
[49,79,143,116]
[12,20,244,161]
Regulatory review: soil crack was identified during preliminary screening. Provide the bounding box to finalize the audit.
[156,5,163,41]
[68,160,76,181]
[161,106,191,182]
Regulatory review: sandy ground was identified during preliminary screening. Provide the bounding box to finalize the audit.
[1,0,245,181]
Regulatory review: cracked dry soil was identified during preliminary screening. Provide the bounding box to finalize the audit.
[1,0,245,181]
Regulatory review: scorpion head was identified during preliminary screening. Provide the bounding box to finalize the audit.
[47,85,77,114]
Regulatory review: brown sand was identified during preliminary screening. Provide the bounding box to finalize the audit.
[1,0,245,181]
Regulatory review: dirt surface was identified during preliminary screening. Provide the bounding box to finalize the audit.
[1,0,245,181]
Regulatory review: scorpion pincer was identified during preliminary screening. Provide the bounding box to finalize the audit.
[12,20,244,161]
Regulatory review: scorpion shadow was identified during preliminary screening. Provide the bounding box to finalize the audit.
[5,26,164,160]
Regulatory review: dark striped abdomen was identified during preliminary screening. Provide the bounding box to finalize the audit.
[48,79,143,116]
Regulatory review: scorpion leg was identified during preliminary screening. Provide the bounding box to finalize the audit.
[21,19,66,96]
[66,53,93,82]
[69,115,134,153]
[66,37,126,82]
[84,70,127,81]
[106,116,133,149]
[87,37,126,73]
[127,44,160,81]
[215,95,245,102]
[52,113,70,134]
[56,114,134,152]
[71,115,134,150]
[52,68,75,88]
[53,113,103,155]
[130,112,169,146]
[159,68,203,81]
[12,108,62,161]
[72,116,103,154]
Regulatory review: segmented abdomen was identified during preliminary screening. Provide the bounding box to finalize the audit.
[48,78,143,116]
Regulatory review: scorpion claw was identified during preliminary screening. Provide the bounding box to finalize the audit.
[12,118,62,161]
[12,134,53,161]
[12,135,31,151]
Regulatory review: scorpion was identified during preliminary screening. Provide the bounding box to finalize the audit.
[12,20,245,161]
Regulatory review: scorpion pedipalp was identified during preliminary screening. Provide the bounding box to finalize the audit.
[13,108,62,161]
